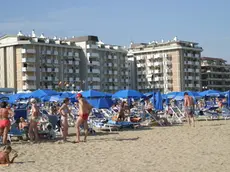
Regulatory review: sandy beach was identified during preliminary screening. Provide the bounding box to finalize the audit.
[1,120,230,172]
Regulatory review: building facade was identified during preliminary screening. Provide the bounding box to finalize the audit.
[0,31,131,93]
[128,37,203,93]
[201,57,230,91]
[66,36,130,93]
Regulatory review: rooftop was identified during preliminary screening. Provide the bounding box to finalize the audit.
[129,36,202,50]
[201,57,227,62]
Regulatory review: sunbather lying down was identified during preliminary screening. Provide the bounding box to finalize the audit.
[0,145,18,166]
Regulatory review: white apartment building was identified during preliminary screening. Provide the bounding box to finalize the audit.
[66,36,130,93]
[0,31,131,92]
[0,30,81,91]
[128,37,203,93]
[201,57,230,91]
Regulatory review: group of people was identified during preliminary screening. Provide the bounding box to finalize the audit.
[0,93,93,145]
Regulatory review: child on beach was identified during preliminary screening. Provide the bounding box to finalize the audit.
[0,145,18,165]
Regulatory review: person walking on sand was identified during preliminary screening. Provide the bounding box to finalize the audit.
[28,98,40,143]
[75,93,93,143]
[58,98,70,142]
[0,102,14,145]
[184,92,195,127]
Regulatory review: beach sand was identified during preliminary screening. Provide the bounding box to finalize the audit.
[1,120,230,172]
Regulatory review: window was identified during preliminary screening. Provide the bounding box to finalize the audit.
[90,67,92,72]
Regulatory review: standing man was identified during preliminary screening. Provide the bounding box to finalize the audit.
[184,92,195,127]
[75,93,93,143]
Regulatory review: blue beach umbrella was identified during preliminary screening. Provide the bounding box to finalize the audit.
[173,91,201,101]
[87,98,113,109]
[81,90,106,98]
[166,92,179,99]
[112,90,144,99]
[155,91,163,111]
[199,90,221,97]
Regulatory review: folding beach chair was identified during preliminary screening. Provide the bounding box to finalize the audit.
[168,106,184,124]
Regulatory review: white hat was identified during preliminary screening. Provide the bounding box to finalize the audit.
[30,98,37,104]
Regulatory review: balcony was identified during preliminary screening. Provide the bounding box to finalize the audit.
[188,76,193,80]
[154,70,160,74]
[53,68,58,72]
[47,77,52,81]
[87,53,99,58]
[22,76,36,80]
[47,50,51,55]
[54,60,58,64]
[147,78,153,82]
[154,62,162,66]
[92,85,100,90]
[21,49,36,54]
[68,52,73,56]
[54,51,58,55]
[48,85,53,89]
[137,78,142,82]
[23,85,36,90]
[74,52,79,57]
[147,56,154,60]
[137,63,145,68]
[195,54,200,58]
[75,61,79,65]
[22,58,35,63]
[47,68,52,72]
[47,59,52,63]
[154,77,163,81]
[90,61,99,66]
[92,77,100,82]
[22,67,36,72]
[87,44,98,49]
[154,54,162,59]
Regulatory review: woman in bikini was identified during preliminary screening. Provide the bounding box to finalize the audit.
[28,98,39,142]
[0,145,18,165]
[59,98,70,142]
[0,102,14,145]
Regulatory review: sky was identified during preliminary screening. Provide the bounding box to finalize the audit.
[0,0,229,61]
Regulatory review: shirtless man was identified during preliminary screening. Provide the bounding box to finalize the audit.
[0,102,14,145]
[0,145,18,166]
[75,93,93,143]
[28,98,39,142]
[184,92,195,127]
